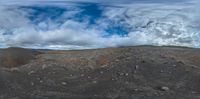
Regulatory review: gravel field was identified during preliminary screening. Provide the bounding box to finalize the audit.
[0,46,200,99]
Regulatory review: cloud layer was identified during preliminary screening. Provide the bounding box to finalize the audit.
[0,0,200,49]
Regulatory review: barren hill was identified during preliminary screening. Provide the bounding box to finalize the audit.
[0,46,200,99]
[0,47,40,68]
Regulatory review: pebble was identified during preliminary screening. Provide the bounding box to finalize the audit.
[119,73,124,76]
[161,86,169,91]
[154,92,159,95]
[100,71,104,74]
[40,80,43,83]
[10,68,20,72]
[115,59,120,62]
[31,82,34,86]
[111,78,115,81]
[52,71,56,74]
[135,65,139,70]
[172,64,177,67]
[28,71,35,75]
[92,81,97,84]
[61,82,67,85]
[87,76,91,79]
[42,64,47,70]
[80,74,85,77]
[69,74,73,77]
[133,89,139,92]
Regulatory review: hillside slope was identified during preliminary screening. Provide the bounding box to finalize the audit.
[0,46,200,99]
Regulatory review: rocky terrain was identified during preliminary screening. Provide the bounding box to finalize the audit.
[0,46,200,99]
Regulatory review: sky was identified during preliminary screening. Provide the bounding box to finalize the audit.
[0,0,200,49]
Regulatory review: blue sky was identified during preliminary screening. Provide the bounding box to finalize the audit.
[0,0,200,49]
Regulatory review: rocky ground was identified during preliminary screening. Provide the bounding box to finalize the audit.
[0,46,200,99]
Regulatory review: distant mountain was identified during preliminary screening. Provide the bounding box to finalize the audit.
[0,46,200,99]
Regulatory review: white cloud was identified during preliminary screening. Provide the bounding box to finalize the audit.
[101,2,200,47]
[0,0,200,49]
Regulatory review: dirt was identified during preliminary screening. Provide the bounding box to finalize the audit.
[0,46,200,99]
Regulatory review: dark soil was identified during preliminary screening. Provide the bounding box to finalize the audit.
[0,46,200,99]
